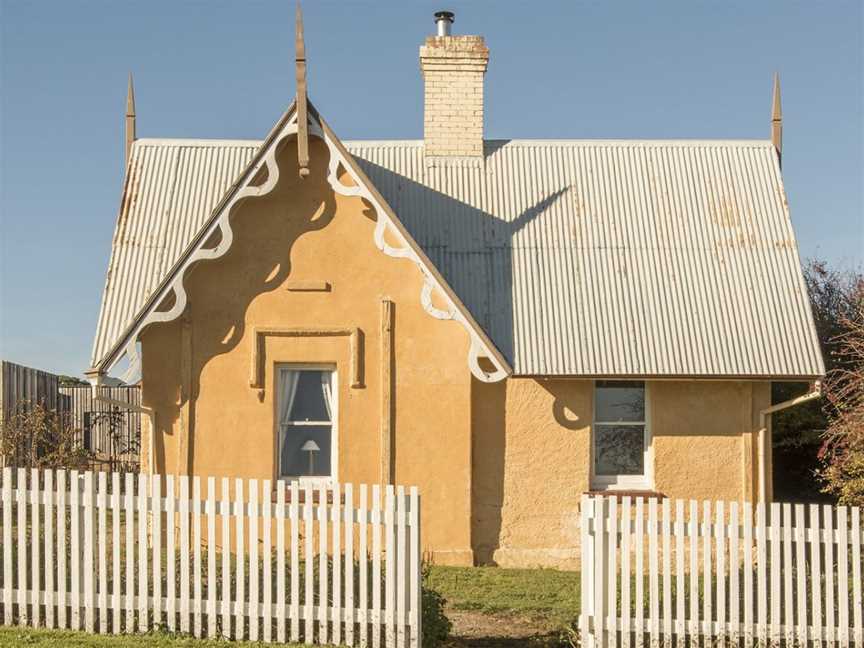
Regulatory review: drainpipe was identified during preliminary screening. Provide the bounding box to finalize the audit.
[87,375,155,475]
[757,380,821,503]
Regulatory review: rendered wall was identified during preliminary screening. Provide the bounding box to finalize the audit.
[139,137,475,564]
[471,378,771,570]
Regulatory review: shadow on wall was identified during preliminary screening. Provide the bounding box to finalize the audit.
[352,152,568,366]
[142,137,337,475]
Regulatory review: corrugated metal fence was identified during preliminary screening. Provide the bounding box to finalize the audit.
[0,361,61,424]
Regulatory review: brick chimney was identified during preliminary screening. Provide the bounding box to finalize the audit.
[419,11,489,159]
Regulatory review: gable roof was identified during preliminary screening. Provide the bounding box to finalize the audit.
[90,106,510,382]
[91,135,824,379]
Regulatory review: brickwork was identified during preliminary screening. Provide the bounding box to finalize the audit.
[419,35,489,158]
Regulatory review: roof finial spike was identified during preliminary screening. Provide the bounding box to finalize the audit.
[771,72,782,166]
[125,73,137,167]
[295,2,310,178]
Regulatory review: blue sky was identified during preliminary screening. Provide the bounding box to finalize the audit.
[1,1,862,377]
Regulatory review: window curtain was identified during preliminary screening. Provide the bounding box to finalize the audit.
[321,371,333,421]
[278,369,300,425]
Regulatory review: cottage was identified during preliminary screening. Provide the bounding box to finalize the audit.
[87,10,823,568]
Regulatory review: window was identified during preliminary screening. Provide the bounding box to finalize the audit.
[592,380,651,489]
[276,366,336,480]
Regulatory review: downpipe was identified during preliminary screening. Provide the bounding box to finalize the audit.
[757,380,821,503]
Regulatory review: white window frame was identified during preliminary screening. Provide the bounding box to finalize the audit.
[275,363,338,484]
[591,380,653,491]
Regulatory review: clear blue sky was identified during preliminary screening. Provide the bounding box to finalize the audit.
[1,1,862,377]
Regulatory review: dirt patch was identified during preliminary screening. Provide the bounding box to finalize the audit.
[443,608,573,647]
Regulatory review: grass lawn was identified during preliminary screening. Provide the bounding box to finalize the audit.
[0,627,328,647]
[426,565,580,628]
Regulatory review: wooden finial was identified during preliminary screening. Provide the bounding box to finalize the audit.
[771,72,782,165]
[295,2,310,177]
[125,73,137,167]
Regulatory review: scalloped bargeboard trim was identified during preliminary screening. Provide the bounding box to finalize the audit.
[100,112,508,384]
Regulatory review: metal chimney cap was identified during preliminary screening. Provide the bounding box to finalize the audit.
[434,10,455,36]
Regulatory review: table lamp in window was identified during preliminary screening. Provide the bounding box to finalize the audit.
[301,439,320,476]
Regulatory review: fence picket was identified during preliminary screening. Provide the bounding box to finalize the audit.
[84,471,95,632]
[137,473,148,632]
[837,506,849,648]
[151,474,161,628]
[97,472,107,632]
[661,498,672,646]
[166,475,176,631]
[648,498,659,639]
[346,483,355,647]
[220,478,231,638]
[824,504,835,645]
[715,501,725,644]
[333,482,343,646]
[756,502,767,644]
[2,469,418,647]
[180,476,190,635]
[262,479,272,644]
[111,472,120,634]
[124,472,134,632]
[770,502,781,644]
[30,469,41,628]
[372,484,382,648]
[607,496,618,641]
[688,499,698,642]
[57,470,67,629]
[396,485,406,648]
[234,479,245,640]
[809,504,823,647]
[19,468,29,626]
[409,487,420,648]
[594,497,607,647]
[319,482,329,645]
[702,500,712,641]
[851,507,862,648]
[3,468,13,626]
[743,502,753,647]
[385,485,396,648]
[782,503,794,646]
[248,479,258,642]
[729,502,739,644]
[44,469,54,629]
[621,496,632,648]
[674,499,685,648]
[303,482,313,643]
[276,480,286,643]
[290,480,300,642]
[192,476,202,638]
[360,484,369,648]
[206,477,217,639]
[794,503,807,646]
[635,497,645,648]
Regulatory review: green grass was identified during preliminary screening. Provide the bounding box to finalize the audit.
[426,565,580,627]
[0,626,331,647]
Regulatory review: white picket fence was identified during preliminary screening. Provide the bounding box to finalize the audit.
[0,467,422,646]
[580,494,863,647]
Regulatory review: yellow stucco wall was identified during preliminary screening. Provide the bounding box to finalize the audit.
[137,135,774,570]
[140,137,475,564]
[471,378,770,570]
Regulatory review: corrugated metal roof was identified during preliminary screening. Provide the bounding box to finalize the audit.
[92,137,824,377]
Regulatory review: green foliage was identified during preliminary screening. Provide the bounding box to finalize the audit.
[425,565,580,628]
[819,288,864,505]
[0,626,321,646]
[57,375,87,387]
[421,563,451,647]
[772,259,863,502]
[0,402,93,470]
